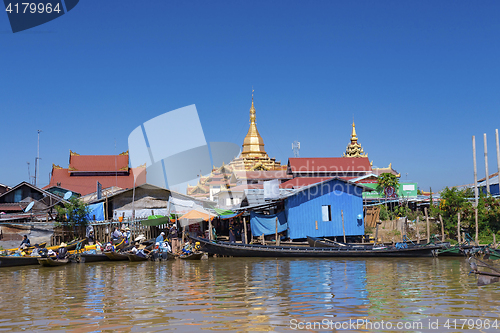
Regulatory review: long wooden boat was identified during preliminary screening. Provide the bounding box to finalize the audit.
[437,244,475,257]
[38,257,70,266]
[307,236,387,249]
[179,252,203,260]
[103,251,129,261]
[192,237,440,258]
[0,256,40,267]
[167,252,177,260]
[79,253,111,263]
[127,253,149,262]
[7,242,47,253]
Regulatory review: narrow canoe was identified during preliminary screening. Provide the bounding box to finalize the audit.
[38,257,70,266]
[7,242,47,253]
[127,253,149,262]
[192,237,440,258]
[79,253,111,263]
[179,252,204,260]
[0,256,40,267]
[103,252,129,261]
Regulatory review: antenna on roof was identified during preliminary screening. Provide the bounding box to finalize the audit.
[292,141,300,157]
[34,130,42,187]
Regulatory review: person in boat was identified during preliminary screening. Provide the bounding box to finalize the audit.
[111,227,123,241]
[30,244,41,257]
[182,241,193,255]
[156,232,165,244]
[19,235,30,250]
[229,222,236,243]
[169,225,180,253]
[57,243,68,260]
[130,244,150,258]
[124,227,131,243]
[88,230,95,245]
[104,242,115,252]
[160,241,171,253]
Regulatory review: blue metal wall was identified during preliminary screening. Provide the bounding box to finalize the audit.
[284,178,364,239]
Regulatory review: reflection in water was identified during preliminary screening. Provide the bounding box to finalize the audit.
[0,257,497,332]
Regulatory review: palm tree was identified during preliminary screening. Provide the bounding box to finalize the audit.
[377,173,400,208]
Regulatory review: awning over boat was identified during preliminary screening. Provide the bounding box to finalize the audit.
[141,215,171,226]
[179,208,216,227]
[250,211,287,236]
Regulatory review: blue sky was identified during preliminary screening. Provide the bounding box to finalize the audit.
[1,1,499,191]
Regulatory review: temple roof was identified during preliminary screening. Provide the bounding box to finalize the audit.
[342,122,367,158]
[69,151,129,172]
[241,92,268,159]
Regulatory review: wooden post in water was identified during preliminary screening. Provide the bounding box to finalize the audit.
[243,217,248,244]
[341,210,346,243]
[275,217,279,246]
[416,215,420,243]
[374,223,379,244]
[424,207,430,243]
[493,233,496,248]
[439,214,445,242]
[473,135,479,244]
[457,212,461,243]
[208,218,213,241]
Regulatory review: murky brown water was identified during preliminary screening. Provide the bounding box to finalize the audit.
[0,257,498,332]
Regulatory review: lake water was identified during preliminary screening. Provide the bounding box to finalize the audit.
[0,257,498,332]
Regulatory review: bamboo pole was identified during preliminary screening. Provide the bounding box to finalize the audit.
[374,223,379,244]
[496,129,500,186]
[439,214,445,242]
[484,133,490,194]
[341,210,346,243]
[473,135,479,244]
[208,218,212,241]
[275,217,279,246]
[416,215,420,243]
[243,216,248,244]
[424,207,430,243]
[493,233,496,248]
[457,212,461,243]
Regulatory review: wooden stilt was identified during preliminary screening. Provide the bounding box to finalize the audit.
[424,207,430,243]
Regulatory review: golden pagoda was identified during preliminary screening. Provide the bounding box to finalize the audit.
[342,121,368,158]
[229,92,285,171]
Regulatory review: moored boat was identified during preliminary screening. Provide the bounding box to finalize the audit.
[0,256,40,267]
[79,253,111,263]
[192,237,440,258]
[103,252,129,261]
[38,257,70,266]
[179,252,203,260]
[127,253,149,262]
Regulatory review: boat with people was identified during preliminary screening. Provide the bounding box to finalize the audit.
[37,257,70,266]
[191,236,441,258]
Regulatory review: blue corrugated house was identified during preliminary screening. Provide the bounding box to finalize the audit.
[284,177,367,240]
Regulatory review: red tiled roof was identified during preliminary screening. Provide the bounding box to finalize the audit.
[280,177,333,189]
[69,154,129,172]
[288,157,372,173]
[44,167,146,196]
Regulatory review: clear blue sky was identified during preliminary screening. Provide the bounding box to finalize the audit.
[1,1,500,191]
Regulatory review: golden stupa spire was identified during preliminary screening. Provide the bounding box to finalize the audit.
[343,120,367,158]
[241,89,267,158]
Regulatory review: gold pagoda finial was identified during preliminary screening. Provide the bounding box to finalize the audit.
[343,121,367,158]
[249,87,256,124]
[351,121,357,141]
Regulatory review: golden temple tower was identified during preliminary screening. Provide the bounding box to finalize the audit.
[241,92,267,158]
[343,121,368,157]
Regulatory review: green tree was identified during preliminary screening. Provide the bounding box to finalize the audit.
[55,197,90,228]
[377,173,400,201]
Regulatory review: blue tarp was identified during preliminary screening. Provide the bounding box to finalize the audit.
[86,202,105,221]
[250,211,287,236]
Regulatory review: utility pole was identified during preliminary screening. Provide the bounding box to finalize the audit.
[34,130,42,187]
[496,129,500,187]
[473,136,479,244]
[484,133,490,194]
[27,162,31,183]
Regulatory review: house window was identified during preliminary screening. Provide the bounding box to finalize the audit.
[322,205,331,221]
